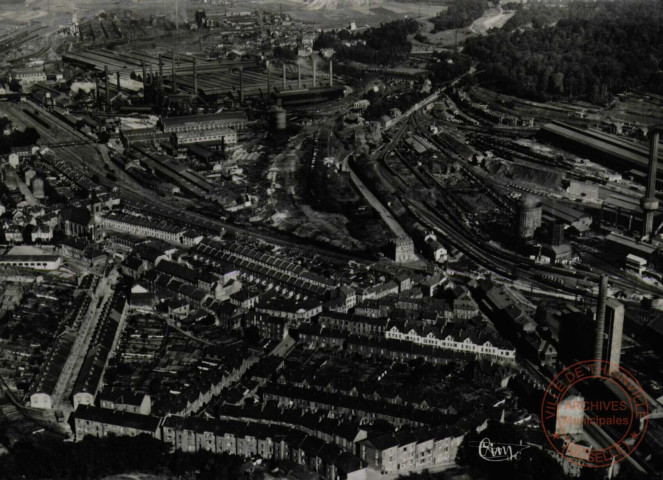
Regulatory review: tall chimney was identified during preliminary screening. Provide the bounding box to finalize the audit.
[142,61,147,87]
[594,275,609,373]
[104,66,109,108]
[267,65,271,98]
[648,131,659,197]
[158,53,164,98]
[312,55,316,87]
[642,128,661,237]
[298,63,301,88]
[172,53,177,93]
[329,60,333,86]
[193,58,198,94]
[175,0,179,30]
[116,71,121,94]
[282,64,286,90]
[239,68,244,103]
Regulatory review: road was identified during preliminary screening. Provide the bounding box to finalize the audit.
[348,163,408,238]
[56,270,118,416]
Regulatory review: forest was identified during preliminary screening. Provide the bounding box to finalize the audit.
[430,0,488,32]
[464,0,663,103]
[362,89,430,122]
[313,18,419,65]
[427,52,473,85]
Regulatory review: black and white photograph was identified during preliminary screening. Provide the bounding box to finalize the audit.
[0,0,662,479]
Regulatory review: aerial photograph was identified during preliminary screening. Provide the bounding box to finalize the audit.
[0,0,663,478]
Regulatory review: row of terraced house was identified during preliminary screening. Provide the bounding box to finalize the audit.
[73,404,464,479]
[73,405,367,480]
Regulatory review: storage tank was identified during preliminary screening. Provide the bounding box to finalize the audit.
[517,195,542,239]
[32,177,45,199]
[270,105,286,130]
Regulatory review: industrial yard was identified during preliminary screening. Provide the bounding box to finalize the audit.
[2,0,663,479]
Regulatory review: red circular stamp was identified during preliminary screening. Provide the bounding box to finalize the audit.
[540,360,649,468]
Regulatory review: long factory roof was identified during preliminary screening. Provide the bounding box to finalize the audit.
[539,197,591,223]
[63,49,340,98]
[541,121,662,174]
[62,49,259,74]
[161,111,247,128]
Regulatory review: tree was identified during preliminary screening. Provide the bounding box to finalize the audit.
[8,79,21,93]
[464,0,663,103]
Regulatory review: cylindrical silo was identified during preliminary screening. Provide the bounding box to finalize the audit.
[270,105,286,130]
[517,195,542,239]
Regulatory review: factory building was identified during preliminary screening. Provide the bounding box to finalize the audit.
[62,49,343,106]
[551,223,565,246]
[159,111,247,134]
[0,254,63,270]
[540,121,663,185]
[605,232,657,265]
[625,253,647,275]
[12,67,47,84]
[175,128,237,146]
[274,86,344,109]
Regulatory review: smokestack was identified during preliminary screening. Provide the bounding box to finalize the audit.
[298,63,301,88]
[329,60,333,86]
[104,66,109,108]
[175,0,179,30]
[172,53,177,93]
[594,275,609,372]
[193,58,198,94]
[158,54,164,97]
[312,55,316,87]
[267,65,271,98]
[648,131,659,197]
[142,61,147,87]
[282,64,286,90]
[239,68,244,103]
[158,54,164,110]
[116,71,121,95]
[641,127,661,237]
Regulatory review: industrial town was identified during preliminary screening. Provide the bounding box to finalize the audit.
[1,0,663,479]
